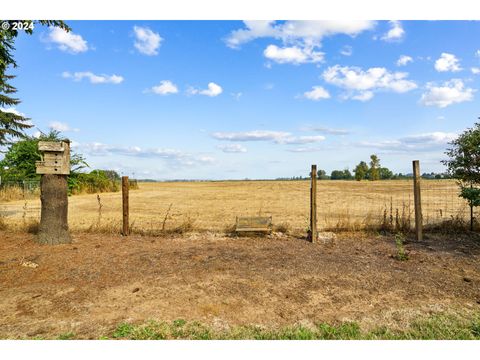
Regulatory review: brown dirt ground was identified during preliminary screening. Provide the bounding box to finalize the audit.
[0,230,479,339]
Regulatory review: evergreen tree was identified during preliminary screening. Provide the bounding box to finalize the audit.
[0,20,70,145]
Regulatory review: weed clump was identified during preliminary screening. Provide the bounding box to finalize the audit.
[394,233,409,261]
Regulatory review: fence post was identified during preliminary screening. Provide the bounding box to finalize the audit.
[310,164,318,243]
[122,176,129,236]
[412,160,423,241]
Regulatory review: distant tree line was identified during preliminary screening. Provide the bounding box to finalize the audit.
[277,154,452,181]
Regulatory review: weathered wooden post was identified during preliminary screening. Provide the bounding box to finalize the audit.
[122,176,129,236]
[36,140,72,244]
[309,164,318,243]
[412,160,423,241]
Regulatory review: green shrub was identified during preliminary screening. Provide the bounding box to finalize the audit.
[69,170,120,195]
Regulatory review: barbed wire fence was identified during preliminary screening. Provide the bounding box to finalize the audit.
[0,174,475,235]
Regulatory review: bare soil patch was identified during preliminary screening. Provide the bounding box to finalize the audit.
[0,230,479,339]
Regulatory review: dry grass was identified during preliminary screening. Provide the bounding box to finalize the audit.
[0,180,472,234]
[0,185,39,202]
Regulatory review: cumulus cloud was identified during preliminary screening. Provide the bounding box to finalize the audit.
[48,121,79,132]
[434,53,462,72]
[225,20,375,48]
[358,132,458,152]
[340,45,353,56]
[351,91,374,102]
[263,44,324,64]
[133,26,162,56]
[302,86,331,101]
[471,67,480,75]
[322,65,417,101]
[396,55,413,66]
[148,80,179,95]
[77,142,215,167]
[225,20,374,66]
[45,27,88,53]
[62,71,124,84]
[217,144,247,153]
[188,82,223,97]
[381,20,405,42]
[420,79,475,108]
[211,130,325,145]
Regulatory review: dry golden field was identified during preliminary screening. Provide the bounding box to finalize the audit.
[0,180,471,234]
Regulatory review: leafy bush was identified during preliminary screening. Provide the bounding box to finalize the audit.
[69,170,120,195]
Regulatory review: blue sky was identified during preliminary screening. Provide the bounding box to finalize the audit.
[4,20,480,179]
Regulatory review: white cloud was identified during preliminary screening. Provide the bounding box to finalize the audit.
[381,21,405,42]
[78,142,215,167]
[401,132,457,145]
[263,44,324,64]
[340,45,353,56]
[48,121,79,132]
[286,147,323,153]
[434,53,462,72]
[62,71,124,84]
[396,55,413,66]
[358,132,457,152]
[307,126,350,135]
[225,20,375,48]
[322,65,417,101]
[471,67,480,75]
[351,91,374,102]
[302,86,331,101]
[211,130,325,145]
[188,82,223,97]
[281,135,326,145]
[45,27,88,53]
[475,50,480,58]
[133,26,162,56]
[149,80,179,95]
[212,130,290,142]
[420,79,475,108]
[225,21,374,66]
[217,144,247,153]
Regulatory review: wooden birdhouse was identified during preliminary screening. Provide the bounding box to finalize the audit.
[35,141,71,175]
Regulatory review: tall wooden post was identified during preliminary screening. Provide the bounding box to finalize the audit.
[36,141,71,245]
[122,176,129,236]
[412,160,423,241]
[310,164,318,243]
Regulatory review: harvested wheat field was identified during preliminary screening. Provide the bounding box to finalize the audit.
[0,180,471,234]
[0,230,479,339]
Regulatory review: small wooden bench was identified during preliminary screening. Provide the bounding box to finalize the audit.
[235,216,272,233]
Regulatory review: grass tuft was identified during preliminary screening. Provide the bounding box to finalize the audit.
[101,312,480,340]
